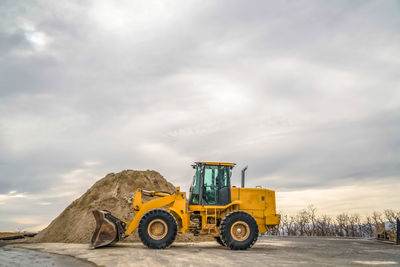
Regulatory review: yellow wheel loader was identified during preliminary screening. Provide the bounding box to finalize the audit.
[91,162,280,250]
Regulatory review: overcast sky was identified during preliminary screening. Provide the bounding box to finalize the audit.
[1,0,399,231]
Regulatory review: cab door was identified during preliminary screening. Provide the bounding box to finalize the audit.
[202,165,231,206]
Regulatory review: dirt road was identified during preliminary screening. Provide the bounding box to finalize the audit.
[5,237,400,266]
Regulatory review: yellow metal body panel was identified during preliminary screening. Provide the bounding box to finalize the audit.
[167,191,189,232]
[230,187,280,233]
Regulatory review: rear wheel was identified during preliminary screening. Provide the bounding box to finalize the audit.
[220,211,258,250]
[138,209,177,249]
[214,236,226,246]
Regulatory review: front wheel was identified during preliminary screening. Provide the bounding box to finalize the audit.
[138,209,177,249]
[220,211,258,250]
[214,236,226,246]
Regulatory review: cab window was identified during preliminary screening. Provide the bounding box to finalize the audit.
[190,165,201,204]
[203,166,218,205]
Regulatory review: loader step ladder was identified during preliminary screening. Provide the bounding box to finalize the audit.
[205,207,218,234]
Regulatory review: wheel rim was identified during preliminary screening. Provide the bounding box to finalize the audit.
[147,219,168,240]
[230,221,250,241]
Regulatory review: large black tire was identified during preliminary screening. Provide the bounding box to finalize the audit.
[138,209,177,249]
[214,236,226,246]
[220,211,258,250]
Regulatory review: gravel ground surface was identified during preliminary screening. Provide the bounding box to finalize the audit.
[3,236,400,267]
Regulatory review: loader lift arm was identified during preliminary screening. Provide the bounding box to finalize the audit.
[125,188,180,235]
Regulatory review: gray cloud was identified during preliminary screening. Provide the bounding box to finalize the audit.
[0,0,399,230]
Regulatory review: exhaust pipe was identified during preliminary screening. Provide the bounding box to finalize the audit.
[241,166,248,188]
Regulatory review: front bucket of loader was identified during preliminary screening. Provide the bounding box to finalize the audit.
[91,210,127,248]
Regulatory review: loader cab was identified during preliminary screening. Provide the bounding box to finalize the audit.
[189,162,235,206]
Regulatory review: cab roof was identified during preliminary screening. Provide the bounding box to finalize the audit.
[194,161,236,167]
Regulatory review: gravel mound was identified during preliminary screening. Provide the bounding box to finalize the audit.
[33,170,200,243]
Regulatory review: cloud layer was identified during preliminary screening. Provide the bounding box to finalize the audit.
[1,0,399,231]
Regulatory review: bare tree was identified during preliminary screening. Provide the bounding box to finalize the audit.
[384,209,400,230]
[317,214,332,236]
[348,214,361,237]
[279,214,289,236]
[363,216,374,237]
[372,211,383,225]
[336,213,349,237]
[289,215,299,236]
[272,206,399,238]
[296,209,310,236]
[307,205,317,236]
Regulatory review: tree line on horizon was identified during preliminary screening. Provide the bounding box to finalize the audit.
[268,205,400,238]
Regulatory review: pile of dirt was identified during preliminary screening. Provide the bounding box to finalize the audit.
[33,170,202,243]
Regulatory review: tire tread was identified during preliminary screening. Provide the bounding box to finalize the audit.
[220,211,258,250]
[138,209,177,249]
